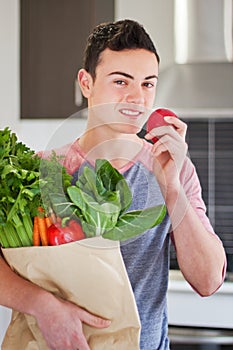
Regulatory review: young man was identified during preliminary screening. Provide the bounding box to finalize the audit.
[0,19,226,350]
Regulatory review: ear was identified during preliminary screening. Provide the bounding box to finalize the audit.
[77,69,93,98]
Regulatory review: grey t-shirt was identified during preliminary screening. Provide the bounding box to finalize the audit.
[120,161,171,349]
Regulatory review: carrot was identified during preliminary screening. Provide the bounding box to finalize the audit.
[45,216,53,228]
[37,216,49,246]
[49,211,57,224]
[33,216,41,246]
[38,206,44,213]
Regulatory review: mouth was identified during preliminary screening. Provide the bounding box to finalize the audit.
[119,108,143,119]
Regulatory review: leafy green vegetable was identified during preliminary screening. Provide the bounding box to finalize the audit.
[0,127,41,247]
[39,151,72,213]
[0,128,72,248]
[102,205,166,241]
[50,159,166,241]
[67,186,120,236]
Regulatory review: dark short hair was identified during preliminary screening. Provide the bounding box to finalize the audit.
[83,19,160,80]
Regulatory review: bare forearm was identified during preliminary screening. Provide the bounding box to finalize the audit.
[0,256,50,317]
[166,186,226,296]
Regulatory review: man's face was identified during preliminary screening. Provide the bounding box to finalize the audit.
[82,48,159,134]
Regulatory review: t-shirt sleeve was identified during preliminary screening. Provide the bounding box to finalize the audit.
[36,140,83,175]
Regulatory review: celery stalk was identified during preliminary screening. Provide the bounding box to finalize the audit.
[21,212,33,244]
[0,229,10,248]
[0,213,33,248]
[11,213,32,246]
[3,223,22,247]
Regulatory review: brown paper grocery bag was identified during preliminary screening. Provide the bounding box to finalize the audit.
[2,237,141,350]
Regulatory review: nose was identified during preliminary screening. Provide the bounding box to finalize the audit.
[125,85,144,105]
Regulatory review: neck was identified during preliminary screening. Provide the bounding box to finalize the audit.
[78,127,144,169]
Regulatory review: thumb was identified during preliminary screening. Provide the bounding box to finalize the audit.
[78,308,111,329]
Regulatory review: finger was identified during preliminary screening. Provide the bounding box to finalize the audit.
[152,135,185,162]
[78,308,111,329]
[145,125,174,141]
[152,141,169,157]
[152,133,178,150]
[164,116,187,139]
[164,116,183,128]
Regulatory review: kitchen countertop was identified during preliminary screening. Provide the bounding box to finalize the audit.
[167,270,233,329]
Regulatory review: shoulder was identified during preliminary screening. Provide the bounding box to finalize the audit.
[37,139,84,174]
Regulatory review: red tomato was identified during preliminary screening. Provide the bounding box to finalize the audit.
[48,220,85,246]
[67,220,86,241]
[146,108,178,143]
[47,224,63,245]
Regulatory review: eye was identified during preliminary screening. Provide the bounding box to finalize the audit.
[114,79,127,86]
[143,82,155,88]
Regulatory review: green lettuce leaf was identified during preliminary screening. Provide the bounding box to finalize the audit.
[102,204,166,241]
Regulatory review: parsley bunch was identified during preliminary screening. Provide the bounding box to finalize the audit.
[0,128,41,247]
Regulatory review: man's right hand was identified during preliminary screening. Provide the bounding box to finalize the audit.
[34,292,111,350]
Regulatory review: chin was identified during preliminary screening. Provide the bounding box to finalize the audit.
[113,123,142,135]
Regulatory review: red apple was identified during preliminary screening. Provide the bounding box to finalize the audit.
[146,108,178,143]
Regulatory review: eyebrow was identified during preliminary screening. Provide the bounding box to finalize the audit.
[108,71,158,80]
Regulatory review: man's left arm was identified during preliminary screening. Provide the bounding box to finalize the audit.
[146,116,226,296]
[165,179,226,296]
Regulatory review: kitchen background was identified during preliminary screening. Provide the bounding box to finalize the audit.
[0,0,233,348]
